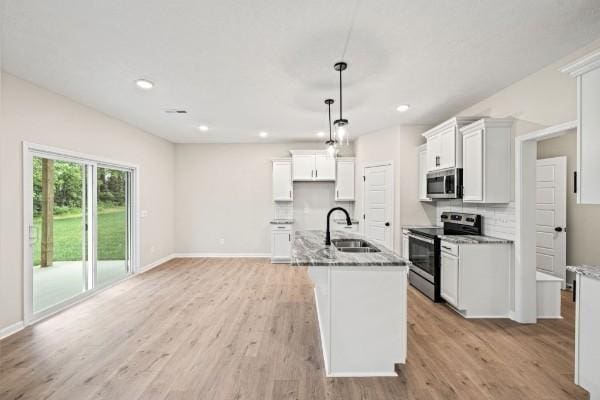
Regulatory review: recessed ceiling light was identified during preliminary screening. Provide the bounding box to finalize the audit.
[198,125,209,132]
[396,104,410,112]
[316,131,325,138]
[259,131,268,138]
[135,79,154,90]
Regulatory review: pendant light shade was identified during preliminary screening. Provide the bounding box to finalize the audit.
[333,61,349,145]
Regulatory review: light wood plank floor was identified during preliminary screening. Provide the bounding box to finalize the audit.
[0,258,588,400]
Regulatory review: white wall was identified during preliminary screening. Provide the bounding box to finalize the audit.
[0,73,176,331]
[538,131,600,274]
[353,125,436,254]
[173,143,353,255]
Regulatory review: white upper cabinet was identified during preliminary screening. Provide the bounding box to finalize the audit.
[292,154,315,180]
[315,154,336,180]
[460,118,513,203]
[272,159,293,201]
[423,117,481,172]
[439,126,457,170]
[290,150,336,181]
[427,134,441,171]
[417,145,430,201]
[562,50,600,204]
[335,158,355,201]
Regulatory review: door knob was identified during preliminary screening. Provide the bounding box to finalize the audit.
[385,222,390,227]
[554,227,563,232]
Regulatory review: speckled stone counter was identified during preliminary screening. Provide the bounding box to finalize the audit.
[567,265,600,280]
[270,219,294,224]
[439,235,513,244]
[291,230,409,267]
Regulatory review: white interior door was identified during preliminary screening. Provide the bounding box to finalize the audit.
[535,157,567,287]
[363,163,394,250]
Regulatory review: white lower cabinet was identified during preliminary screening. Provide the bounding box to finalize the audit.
[332,221,359,233]
[271,224,292,263]
[440,240,511,318]
[402,231,409,259]
[440,250,459,308]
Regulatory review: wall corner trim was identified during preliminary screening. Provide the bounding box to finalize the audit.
[0,321,25,341]
[140,254,177,272]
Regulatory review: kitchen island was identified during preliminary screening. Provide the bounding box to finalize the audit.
[568,265,600,400]
[292,230,410,377]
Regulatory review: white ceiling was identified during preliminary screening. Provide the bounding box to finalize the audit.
[3,0,600,143]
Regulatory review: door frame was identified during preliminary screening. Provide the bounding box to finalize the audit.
[22,142,140,325]
[515,120,576,323]
[361,161,395,251]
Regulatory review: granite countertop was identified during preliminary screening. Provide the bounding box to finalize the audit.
[270,219,294,224]
[402,225,439,230]
[439,235,513,244]
[291,230,409,267]
[567,265,600,280]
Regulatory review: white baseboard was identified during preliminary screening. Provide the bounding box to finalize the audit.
[0,321,24,340]
[326,371,398,377]
[140,254,177,272]
[172,253,271,258]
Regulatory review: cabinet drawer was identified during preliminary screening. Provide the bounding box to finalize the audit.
[440,241,459,256]
[271,224,292,232]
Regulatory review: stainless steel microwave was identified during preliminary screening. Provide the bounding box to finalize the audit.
[426,168,463,199]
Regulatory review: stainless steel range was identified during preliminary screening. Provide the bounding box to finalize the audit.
[407,212,481,302]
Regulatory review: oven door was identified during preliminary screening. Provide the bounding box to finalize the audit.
[408,235,436,282]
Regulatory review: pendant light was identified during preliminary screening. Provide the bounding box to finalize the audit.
[324,98,337,157]
[333,61,349,145]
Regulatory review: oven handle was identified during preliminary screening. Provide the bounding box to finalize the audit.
[407,234,435,245]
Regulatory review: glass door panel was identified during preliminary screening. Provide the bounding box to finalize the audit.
[96,166,130,286]
[32,156,88,313]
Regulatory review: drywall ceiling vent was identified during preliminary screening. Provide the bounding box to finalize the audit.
[165,109,187,114]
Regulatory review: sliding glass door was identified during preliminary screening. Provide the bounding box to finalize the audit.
[25,146,136,322]
[96,166,131,287]
[31,156,89,313]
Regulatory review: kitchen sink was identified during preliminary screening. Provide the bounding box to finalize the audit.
[336,247,380,253]
[331,239,381,253]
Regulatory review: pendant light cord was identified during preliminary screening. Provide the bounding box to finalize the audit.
[340,0,362,60]
[339,68,343,120]
[328,101,333,141]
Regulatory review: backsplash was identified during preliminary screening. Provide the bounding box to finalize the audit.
[436,200,516,240]
[274,182,354,231]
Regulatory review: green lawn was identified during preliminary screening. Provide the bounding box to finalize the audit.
[34,207,126,266]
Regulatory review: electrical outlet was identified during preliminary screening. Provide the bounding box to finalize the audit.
[141,210,149,218]
[219,238,225,245]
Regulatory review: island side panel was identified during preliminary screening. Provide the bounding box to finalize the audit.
[329,267,408,377]
[576,274,600,399]
[309,266,332,375]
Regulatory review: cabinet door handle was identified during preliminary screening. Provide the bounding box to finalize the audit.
[311,170,314,178]
[441,245,452,251]
[289,190,292,198]
[315,169,318,178]
[288,233,291,241]
[336,190,339,198]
